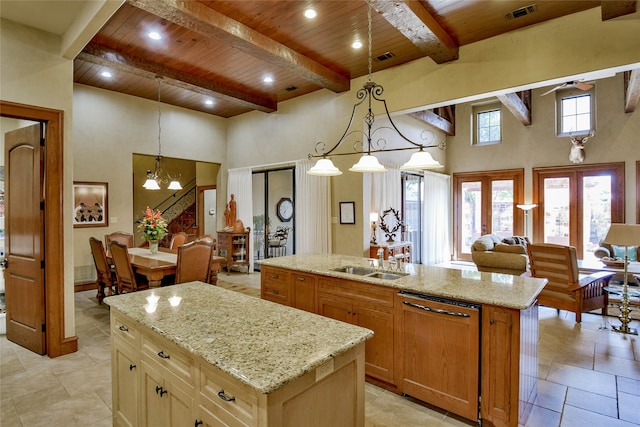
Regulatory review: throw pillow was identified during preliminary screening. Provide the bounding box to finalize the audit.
[494,243,526,254]
[612,245,638,261]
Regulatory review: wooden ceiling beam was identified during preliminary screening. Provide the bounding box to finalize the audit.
[127,0,350,93]
[624,69,640,113]
[601,1,637,20]
[78,44,277,113]
[409,108,455,136]
[497,90,531,126]
[371,0,458,64]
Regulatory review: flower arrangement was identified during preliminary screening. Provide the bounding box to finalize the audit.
[138,207,168,241]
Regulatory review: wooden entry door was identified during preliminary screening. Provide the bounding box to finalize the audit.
[5,123,46,354]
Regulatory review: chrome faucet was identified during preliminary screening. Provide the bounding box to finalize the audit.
[377,248,384,269]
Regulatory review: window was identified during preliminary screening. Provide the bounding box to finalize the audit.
[556,88,595,136]
[401,172,423,263]
[533,163,624,261]
[473,102,501,145]
[453,169,524,260]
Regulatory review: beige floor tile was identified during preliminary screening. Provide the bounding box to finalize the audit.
[533,379,567,412]
[618,392,640,424]
[523,404,561,427]
[560,404,638,427]
[565,387,618,418]
[545,362,617,397]
[618,377,640,396]
[594,352,640,381]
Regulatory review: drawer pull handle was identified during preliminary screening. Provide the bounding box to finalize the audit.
[297,277,305,281]
[195,421,203,427]
[271,275,279,279]
[129,364,136,371]
[156,385,167,397]
[402,301,471,318]
[157,350,170,359]
[218,389,236,402]
[118,325,128,332]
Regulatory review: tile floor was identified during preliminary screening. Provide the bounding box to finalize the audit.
[1,271,639,427]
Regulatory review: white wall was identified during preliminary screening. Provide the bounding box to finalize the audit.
[72,85,228,280]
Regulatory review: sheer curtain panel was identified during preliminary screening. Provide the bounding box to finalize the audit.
[423,171,451,265]
[227,167,254,271]
[295,159,332,253]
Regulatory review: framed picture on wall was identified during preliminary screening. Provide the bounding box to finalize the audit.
[340,201,355,224]
[73,181,108,228]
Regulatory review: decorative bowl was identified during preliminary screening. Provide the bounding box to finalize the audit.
[601,257,626,267]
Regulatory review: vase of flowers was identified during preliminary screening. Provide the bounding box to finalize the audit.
[138,207,168,254]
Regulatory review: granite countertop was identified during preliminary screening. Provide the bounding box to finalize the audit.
[259,254,547,310]
[104,282,373,394]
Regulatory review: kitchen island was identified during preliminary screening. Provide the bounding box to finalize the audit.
[259,254,547,427]
[105,281,373,427]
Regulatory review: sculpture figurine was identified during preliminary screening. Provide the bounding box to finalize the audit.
[224,194,238,229]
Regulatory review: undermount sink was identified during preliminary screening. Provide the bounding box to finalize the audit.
[332,266,408,281]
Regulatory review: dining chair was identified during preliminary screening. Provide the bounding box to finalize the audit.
[527,243,615,323]
[105,231,134,249]
[109,241,149,293]
[169,232,189,253]
[89,237,116,304]
[175,241,214,284]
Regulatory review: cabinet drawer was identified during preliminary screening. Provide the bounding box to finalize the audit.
[199,363,257,426]
[112,312,140,347]
[261,267,290,304]
[318,277,394,310]
[141,331,196,388]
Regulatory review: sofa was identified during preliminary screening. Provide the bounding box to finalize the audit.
[471,234,530,276]
[594,242,639,262]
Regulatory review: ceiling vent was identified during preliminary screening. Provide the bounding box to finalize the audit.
[285,85,298,92]
[505,4,538,20]
[374,52,395,62]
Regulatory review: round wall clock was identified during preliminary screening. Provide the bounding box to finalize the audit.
[276,197,294,222]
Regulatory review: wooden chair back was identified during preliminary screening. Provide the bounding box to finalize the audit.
[105,231,134,249]
[527,243,613,322]
[175,241,213,284]
[89,237,115,303]
[109,241,148,293]
[169,232,189,253]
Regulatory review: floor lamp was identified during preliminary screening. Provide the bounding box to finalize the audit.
[603,223,640,335]
[517,204,537,240]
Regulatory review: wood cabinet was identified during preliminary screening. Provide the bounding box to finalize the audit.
[261,266,316,312]
[217,230,250,272]
[370,241,412,263]
[395,291,480,421]
[111,314,139,427]
[317,277,395,385]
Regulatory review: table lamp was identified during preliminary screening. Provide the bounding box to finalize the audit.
[370,212,379,244]
[603,223,640,335]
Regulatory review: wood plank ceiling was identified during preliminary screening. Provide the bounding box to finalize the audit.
[74,0,634,119]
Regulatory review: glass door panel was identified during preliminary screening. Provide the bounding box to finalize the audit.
[461,181,482,254]
[401,173,422,263]
[543,177,570,246]
[582,176,611,261]
[491,180,514,239]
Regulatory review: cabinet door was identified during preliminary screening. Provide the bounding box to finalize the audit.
[481,306,516,427]
[291,273,316,313]
[353,305,394,383]
[318,295,353,323]
[140,360,168,427]
[113,341,138,427]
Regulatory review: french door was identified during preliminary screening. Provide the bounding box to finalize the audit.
[401,172,423,263]
[532,163,624,261]
[453,169,524,261]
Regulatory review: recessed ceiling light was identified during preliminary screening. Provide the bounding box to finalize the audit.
[148,31,162,40]
[263,76,274,83]
[204,99,214,106]
[352,40,363,49]
[100,71,113,78]
[304,8,317,19]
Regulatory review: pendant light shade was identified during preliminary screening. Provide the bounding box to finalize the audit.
[167,180,183,190]
[349,155,387,173]
[399,150,443,171]
[307,158,343,176]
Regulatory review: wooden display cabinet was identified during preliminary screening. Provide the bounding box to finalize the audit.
[217,229,251,273]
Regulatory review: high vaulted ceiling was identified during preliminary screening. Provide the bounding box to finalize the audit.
[3,1,638,118]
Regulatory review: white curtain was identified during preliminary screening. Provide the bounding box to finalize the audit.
[371,164,402,241]
[227,167,254,271]
[295,159,332,253]
[422,170,451,265]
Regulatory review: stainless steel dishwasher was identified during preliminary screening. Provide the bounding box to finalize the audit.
[397,290,481,422]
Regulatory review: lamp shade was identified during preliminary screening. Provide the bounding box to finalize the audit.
[307,158,343,176]
[399,150,443,170]
[143,178,160,190]
[370,212,379,222]
[167,180,183,190]
[603,224,640,246]
[349,155,387,173]
[516,204,538,211]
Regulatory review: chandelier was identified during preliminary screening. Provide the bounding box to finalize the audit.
[143,77,183,190]
[307,0,445,176]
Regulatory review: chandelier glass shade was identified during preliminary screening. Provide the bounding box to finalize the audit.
[144,77,182,191]
[306,0,445,176]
